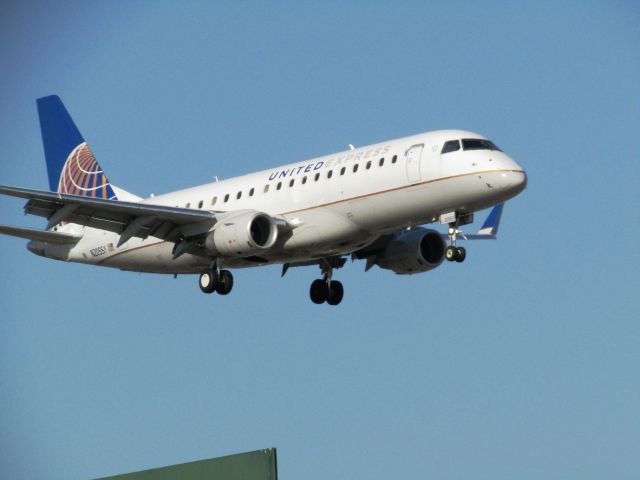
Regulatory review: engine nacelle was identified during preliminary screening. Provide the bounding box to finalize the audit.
[204,210,278,257]
[376,228,446,274]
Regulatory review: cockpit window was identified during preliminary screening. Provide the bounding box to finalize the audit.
[441,140,460,154]
[462,139,502,151]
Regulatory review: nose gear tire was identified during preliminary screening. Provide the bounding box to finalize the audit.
[445,246,457,262]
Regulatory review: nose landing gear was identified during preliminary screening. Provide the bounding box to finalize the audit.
[445,212,472,263]
[445,241,466,263]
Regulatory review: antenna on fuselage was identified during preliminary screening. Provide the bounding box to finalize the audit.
[348,144,355,150]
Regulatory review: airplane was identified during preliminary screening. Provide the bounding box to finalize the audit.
[0,95,527,305]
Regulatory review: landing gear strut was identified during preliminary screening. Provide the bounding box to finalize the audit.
[199,263,234,295]
[445,213,471,263]
[309,257,346,305]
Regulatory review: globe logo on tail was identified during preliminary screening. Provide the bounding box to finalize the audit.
[57,142,116,199]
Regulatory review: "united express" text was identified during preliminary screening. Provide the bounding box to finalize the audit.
[268,145,391,181]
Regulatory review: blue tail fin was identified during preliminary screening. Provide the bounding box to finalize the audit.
[37,95,117,200]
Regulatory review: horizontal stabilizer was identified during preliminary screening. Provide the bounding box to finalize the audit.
[0,224,81,244]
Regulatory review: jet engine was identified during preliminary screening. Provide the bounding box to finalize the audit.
[376,228,446,274]
[204,210,278,257]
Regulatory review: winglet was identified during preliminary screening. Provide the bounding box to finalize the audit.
[476,203,503,238]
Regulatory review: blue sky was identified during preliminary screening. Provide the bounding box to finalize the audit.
[0,1,638,479]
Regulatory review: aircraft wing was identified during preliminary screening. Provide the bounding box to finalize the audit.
[0,185,217,247]
[461,203,503,240]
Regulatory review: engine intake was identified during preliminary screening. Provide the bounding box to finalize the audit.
[376,228,446,274]
[205,210,278,257]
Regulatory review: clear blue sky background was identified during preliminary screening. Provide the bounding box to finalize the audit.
[1,2,638,479]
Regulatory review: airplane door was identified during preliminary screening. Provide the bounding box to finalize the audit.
[421,143,442,181]
[405,144,424,183]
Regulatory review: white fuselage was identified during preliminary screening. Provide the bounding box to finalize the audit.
[47,130,526,273]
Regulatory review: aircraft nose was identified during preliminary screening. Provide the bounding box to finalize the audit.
[499,169,527,197]
[511,169,527,192]
[492,152,527,195]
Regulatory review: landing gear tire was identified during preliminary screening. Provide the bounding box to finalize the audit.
[216,270,234,295]
[327,281,344,306]
[199,271,217,294]
[455,246,466,263]
[309,257,347,305]
[310,279,329,304]
[446,246,457,262]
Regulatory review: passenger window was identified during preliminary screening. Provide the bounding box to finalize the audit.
[353,164,359,173]
[340,167,346,175]
[314,173,320,181]
[264,184,269,193]
[224,194,229,203]
[379,158,384,167]
[186,202,191,208]
[198,200,203,208]
[289,179,295,187]
[302,176,307,184]
[277,182,282,190]
[211,196,217,206]
[249,188,254,196]
[366,161,371,169]
[392,155,397,164]
[236,191,242,199]
[441,140,461,154]
[327,170,333,179]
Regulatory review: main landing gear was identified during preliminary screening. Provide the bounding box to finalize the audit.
[310,278,344,305]
[199,267,234,295]
[445,213,471,263]
[309,257,346,305]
